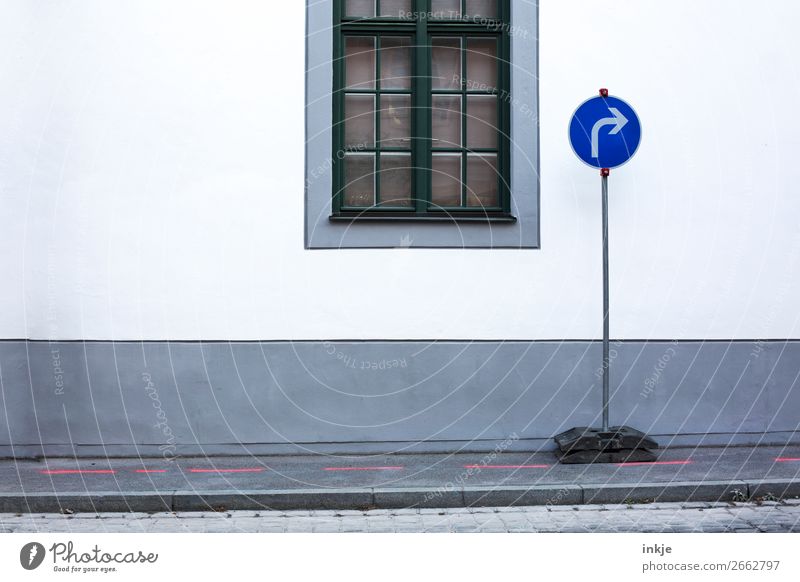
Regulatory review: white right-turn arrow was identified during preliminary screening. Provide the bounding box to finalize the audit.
[591,107,629,159]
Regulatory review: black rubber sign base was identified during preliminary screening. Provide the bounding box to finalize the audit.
[554,426,658,464]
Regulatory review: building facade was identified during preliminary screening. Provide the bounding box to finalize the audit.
[0,0,798,457]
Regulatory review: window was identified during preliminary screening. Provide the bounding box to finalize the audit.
[305,0,538,248]
[332,0,512,219]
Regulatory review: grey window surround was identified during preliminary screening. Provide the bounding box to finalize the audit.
[305,0,539,249]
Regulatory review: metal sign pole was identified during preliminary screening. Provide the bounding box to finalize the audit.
[556,89,656,463]
[601,168,610,432]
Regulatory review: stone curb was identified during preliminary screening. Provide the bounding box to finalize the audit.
[2,480,798,513]
[746,479,800,501]
[582,480,748,505]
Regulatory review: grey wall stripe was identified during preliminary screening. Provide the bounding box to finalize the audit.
[1,340,798,457]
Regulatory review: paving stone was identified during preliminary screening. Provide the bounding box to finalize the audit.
[2,501,800,533]
[680,502,711,509]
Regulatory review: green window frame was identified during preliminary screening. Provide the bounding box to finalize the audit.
[332,0,512,220]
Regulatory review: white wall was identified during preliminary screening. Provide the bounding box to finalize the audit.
[0,0,798,341]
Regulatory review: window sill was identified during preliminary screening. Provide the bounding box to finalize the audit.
[329,213,517,224]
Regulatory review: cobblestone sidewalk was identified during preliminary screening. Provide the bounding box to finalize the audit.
[1,501,799,533]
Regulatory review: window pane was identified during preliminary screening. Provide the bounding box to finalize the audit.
[466,38,497,90]
[431,95,462,149]
[380,94,411,147]
[431,154,462,207]
[431,37,461,90]
[467,95,498,149]
[379,154,413,207]
[466,154,499,207]
[379,0,412,18]
[344,154,375,207]
[345,0,375,18]
[465,0,498,19]
[380,37,412,89]
[345,95,375,149]
[345,37,375,89]
[431,0,460,18]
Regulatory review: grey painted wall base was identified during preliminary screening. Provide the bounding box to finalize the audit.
[1,340,798,458]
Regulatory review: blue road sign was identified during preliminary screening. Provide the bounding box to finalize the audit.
[569,95,641,169]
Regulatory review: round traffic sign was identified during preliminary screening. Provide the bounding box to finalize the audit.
[569,95,641,169]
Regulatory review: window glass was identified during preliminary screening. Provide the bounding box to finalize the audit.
[345,37,376,89]
[379,0,412,18]
[379,154,413,207]
[431,154,462,207]
[467,95,498,149]
[345,95,375,148]
[431,0,461,19]
[431,37,461,90]
[345,0,374,18]
[466,38,497,90]
[466,153,499,207]
[432,95,462,149]
[465,0,498,19]
[344,154,376,207]
[380,37,412,89]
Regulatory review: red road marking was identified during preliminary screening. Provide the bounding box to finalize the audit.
[776,457,800,462]
[463,464,549,469]
[617,460,692,467]
[323,466,404,471]
[40,469,116,475]
[135,469,168,474]
[188,468,265,473]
